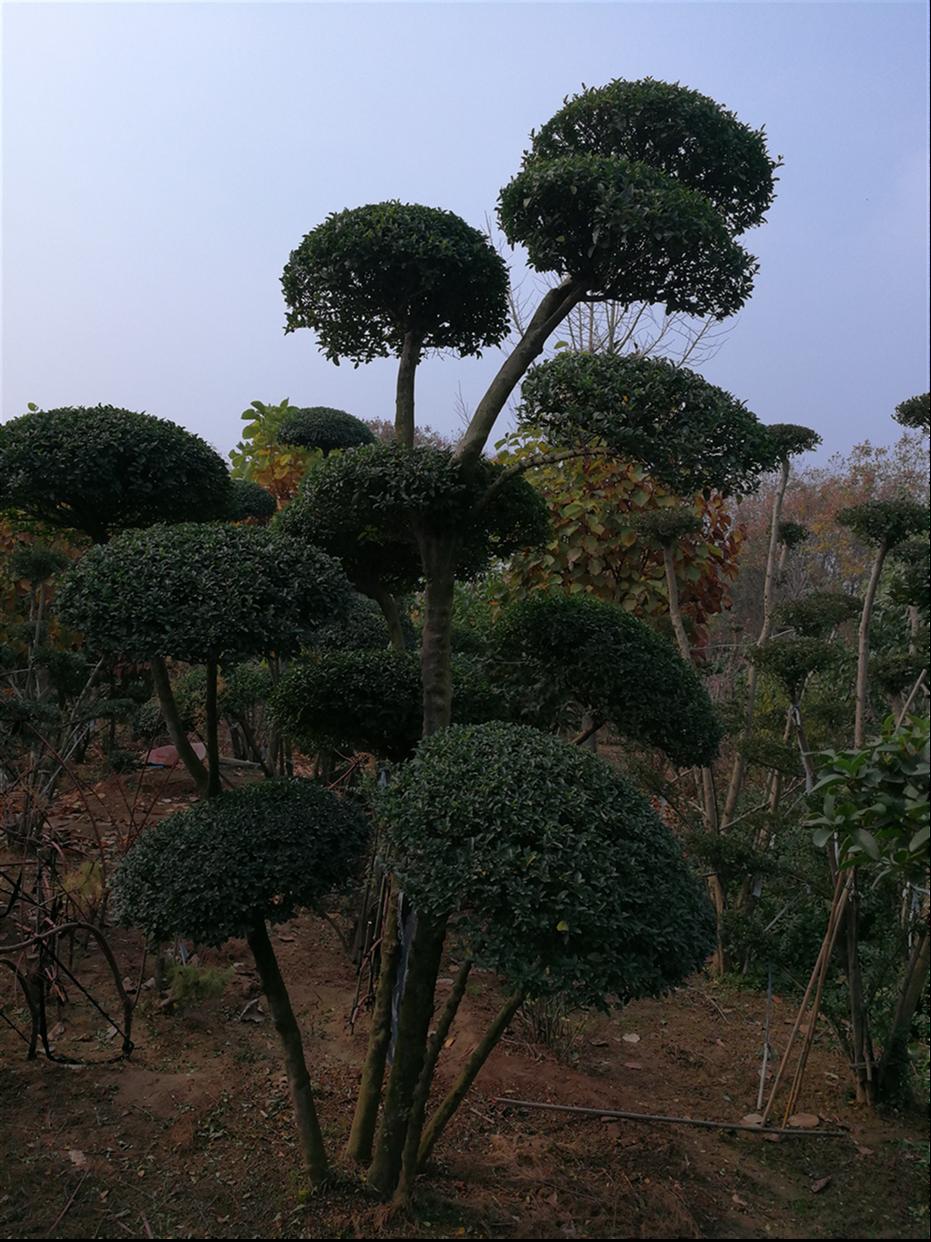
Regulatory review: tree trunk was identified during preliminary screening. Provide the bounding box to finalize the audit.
[454,279,584,468]
[205,654,221,799]
[396,958,472,1201]
[415,988,525,1175]
[346,890,401,1165]
[723,458,791,825]
[367,914,448,1198]
[878,926,930,1101]
[372,586,408,653]
[844,872,876,1105]
[246,920,329,1185]
[855,541,888,747]
[150,656,209,798]
[395,330,422,449]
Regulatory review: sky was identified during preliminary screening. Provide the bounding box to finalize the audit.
[2,1,929,466]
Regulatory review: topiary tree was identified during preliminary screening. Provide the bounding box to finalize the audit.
[893,391,930,434]
[836,499,930,745]
[225,478,277,524]
[112,778,369,1186]
[0,405,231,544]
[364,722,714,1199]
[277,406,376,455]
[489,592,720,765]
[57,524,352,796]
[282,203,510,446]
[750,636,842,787]
[776,591,863,638]
[281,75,778,1202]
[777,520,811,550]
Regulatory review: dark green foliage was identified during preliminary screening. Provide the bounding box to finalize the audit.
[526,78,778,234]
[57,523,351,663]
[627,506,702,545]
[112,779,369,946]
[738,735,803,778]
[870,650,928,698]
[6,544,70,584]
[219,661,275,719]
[490,593,721,766]
[765,423,822,461]
[750,637,842,700]
[0,405,231,542]
[893,392,930,433]
[499,78,777,317]
[836,499,929,549]
[776,591,862,638]
[277,444,549,591]
[225,479,277,522]
[282,202,509,361]
[517,352,779,496]
[380,722,715,1004]
[305,593,415,653]
[888,539,930,608]
[777,520,810,549]
[499,154,755,318]
[278,407,376,455]
[271,650,505,760]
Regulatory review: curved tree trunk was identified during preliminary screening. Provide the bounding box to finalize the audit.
[246,920,329,1186]
[150,656,209,798]
[371,586,408,653]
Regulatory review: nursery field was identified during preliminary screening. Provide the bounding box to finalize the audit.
[1,763,928,1241]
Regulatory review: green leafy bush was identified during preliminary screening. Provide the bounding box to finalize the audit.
[57,523,351,662]
[490,593,721,765]
[517,352,779,497]
[271,650,505,760]
[112,779,369,945]
[526,77,778,234]
[836,499,929,549]
[0,405,231,542]
[278,407,376,455]
[776,591,862,638]
[381,722,715,1004]
[277,443,549,590]
[225,479,277,522]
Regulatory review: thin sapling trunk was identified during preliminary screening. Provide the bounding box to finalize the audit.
[246,920,329,1186]
[150,656,209,798]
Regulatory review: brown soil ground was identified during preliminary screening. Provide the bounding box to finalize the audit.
[1,764,928,1240]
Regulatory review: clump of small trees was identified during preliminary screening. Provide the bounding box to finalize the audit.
[3,74,814,1205]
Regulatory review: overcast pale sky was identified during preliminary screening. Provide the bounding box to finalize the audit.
[2,2,929,464]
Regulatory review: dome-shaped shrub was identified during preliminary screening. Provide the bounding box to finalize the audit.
[0,405,231,542]
[278,407,376,455]
[113,778,368,946]
[517,352,779,496]
[225,479,277,522]
[57,523,352,662]
[490,593,721,765]
[381,722,715,1004]
[282,202,509,362]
